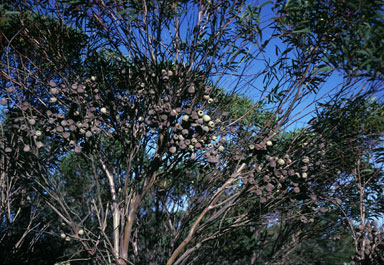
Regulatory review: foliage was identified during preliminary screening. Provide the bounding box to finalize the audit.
[1,1,384,265]
[274,0,384,79]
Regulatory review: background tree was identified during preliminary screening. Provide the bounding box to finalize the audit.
[274,0,384,79]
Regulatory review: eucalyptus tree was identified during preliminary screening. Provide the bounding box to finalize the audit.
[310,96,384,264]
[0,6,88,264]
[274,0,384,79]
[1,1,382,265]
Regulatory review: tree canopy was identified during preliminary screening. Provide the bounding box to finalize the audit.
[1,1,384,265]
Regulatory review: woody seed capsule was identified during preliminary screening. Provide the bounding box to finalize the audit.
[203,115,211,122]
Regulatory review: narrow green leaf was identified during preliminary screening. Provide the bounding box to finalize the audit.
[315,65,332,73]
[293,28,311,33]
[361,169,374,175]
[5,10,20,16]
[117,8,134,16]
